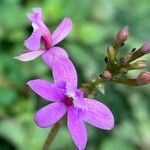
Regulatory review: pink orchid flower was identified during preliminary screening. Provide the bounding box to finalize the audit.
[14,7,72,63]
[27,60,114,150]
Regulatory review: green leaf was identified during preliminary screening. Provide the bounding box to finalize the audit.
[0,120,26,149]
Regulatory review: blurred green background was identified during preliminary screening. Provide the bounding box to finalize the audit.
[0,0,150,150]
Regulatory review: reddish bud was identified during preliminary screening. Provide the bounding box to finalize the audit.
[140,41,150,54]
[100,71,112,80]
[128,60,149,70]
[137,71,150,85]
[129,41,150,62]
[116,26,129,44]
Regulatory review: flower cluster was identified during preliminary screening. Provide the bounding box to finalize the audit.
[15,8,114,150]
[99,26,150,86]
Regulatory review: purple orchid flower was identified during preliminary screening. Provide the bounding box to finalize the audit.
[14,7,72,62]
[27,61,114,150]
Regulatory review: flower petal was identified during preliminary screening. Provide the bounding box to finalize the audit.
[54,81,66,89]
[52,17,72,46]
[24,29,42,50]
[67,107,87,150]
[42,47,68,67]
[14,50,44,61]
[27,79,65,102]
[27,7,43,23]
[51,46,68,58]
[26,8,52,50]
[52,57,77,89]
[35,102,66,128]
[83,98,114,130]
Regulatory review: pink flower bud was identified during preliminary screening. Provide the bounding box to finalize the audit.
[116,26,129,44]
[137,71,150,85]
[100,71,112,80]
[129,41,150,62]
[128,60,149,70]
[140,41,150,54]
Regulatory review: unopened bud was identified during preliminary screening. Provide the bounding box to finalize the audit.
[116,26,129,44]
[140,41,150,54]
[130,41,150,62]
[128,60,149,70]
[137,71,150,85]
[107,45,116,63]
[100,71,112,80]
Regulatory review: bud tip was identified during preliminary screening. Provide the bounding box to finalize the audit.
[116,25,129,44]
[137,71,150,85]
[141,41,150,54]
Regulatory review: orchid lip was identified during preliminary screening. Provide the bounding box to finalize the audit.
[63,90,77,107]
[64,96,74,106]
[41,35,52,50]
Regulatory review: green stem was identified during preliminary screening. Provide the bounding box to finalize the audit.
[42,118,64,150]
[112,42,122,53]
[110,78,137,86]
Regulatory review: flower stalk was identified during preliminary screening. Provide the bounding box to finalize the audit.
[42,119,63,150]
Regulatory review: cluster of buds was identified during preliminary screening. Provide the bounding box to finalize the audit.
[100,26,150,86]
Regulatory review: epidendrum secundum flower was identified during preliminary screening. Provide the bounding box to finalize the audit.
[27,61,114,150]
[14,7,72,62]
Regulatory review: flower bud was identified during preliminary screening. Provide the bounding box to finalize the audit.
[116,26,129,44]
[100,70,112,80]
[129,41,150,62]
[137,71,150,85]
[107,45,116,63]
[128,60,149,70]
[140,41,150,54]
